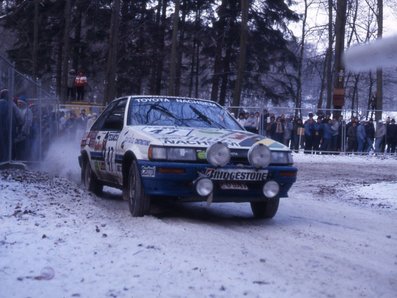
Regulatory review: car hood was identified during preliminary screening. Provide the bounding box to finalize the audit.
[133,126,289,151]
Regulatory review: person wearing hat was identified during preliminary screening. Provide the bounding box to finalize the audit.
[67,69,76,101]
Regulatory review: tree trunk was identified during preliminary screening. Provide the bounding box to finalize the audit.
[375,0,383,121]
[332,0,347,119]
[104,0,121,104]
[210,0,227,102]
[296,0,308,118]
[175,0,186,96]
[232,0,249,113]
[32,0,39,91]
[73,9,82,72]
[326,0,333,111]
[168,0,180,96]
[61,0,71,102]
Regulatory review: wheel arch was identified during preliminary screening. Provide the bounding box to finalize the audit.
[80,150,90,181]
[122,150,137,188]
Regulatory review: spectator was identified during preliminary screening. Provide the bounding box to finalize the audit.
[237,112,246,127]
[283,116,293,148]
[0,89,24,162]
[347,121,358,153]
[312,117,323,153]
[292,118,304,153]
[356,120,366,154]
[267,115,276,139]
[304,113,315,153]
[244,112,258,133]
[320,118,332,153]
[14,96,33,160]
[273,116,284,143]
[375,121,386,154]
[386,119,397,154]
[259,109,269,136]
[67,69,76,101]
[75,70,88,101]
[364,118,375,153]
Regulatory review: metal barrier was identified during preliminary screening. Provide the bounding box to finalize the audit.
[0,55,59,165]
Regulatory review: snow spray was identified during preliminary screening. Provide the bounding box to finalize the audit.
[343,34,397,72]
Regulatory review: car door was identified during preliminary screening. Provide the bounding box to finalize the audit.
[89,98,127,183]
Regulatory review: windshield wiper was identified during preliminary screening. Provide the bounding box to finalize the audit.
[189,105,224,128]
[148,104,188,126]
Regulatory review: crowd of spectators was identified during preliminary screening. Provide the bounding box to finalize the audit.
[0,83,101,164]
[236,109,397,155]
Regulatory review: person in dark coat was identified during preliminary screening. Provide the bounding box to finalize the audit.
[364,118,375,153]
[0,89,24,162]
[386,119,397,153]
[304,113,315,153]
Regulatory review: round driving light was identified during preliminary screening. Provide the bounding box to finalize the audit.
[206,142,231,167]
[196,178,213,197]
[262,180,280,198]
[248,143,271,168]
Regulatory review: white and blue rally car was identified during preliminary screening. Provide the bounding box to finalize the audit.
[79,96,297,218]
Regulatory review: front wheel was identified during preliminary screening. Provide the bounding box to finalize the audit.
[82,159,103,195]
[125,160,150,217]
[250,198,280,219]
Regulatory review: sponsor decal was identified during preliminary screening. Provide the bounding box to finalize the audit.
[141,166,156,178]
[107,132,120,141]
[142,127,192,136]
[197,150,206,160]
[135,138,150,146]
[175,98,218,107]
[135,97,171,103]
[205,168,268,181]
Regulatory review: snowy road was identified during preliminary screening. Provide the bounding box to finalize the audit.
[1,154,397,298]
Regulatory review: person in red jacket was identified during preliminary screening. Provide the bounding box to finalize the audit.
[75,71,88,101]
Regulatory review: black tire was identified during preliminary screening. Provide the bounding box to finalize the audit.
[125,160,150,217]
[250,198,280,219]
[83,159,103,195]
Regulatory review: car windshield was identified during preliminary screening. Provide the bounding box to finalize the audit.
[127,97,242,130]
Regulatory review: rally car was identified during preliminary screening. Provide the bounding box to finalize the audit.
[79,96,297,218]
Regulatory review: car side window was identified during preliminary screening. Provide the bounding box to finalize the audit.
[91,99,127,131]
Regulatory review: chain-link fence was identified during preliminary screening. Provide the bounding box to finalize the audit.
[228,105,397,156]
[0,55,59,165]
[1,52,396,166]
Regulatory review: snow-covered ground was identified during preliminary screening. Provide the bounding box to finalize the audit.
[1,143,397,297]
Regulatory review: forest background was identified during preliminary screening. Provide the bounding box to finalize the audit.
[0,0,396,119]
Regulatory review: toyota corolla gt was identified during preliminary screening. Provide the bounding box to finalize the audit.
[79,96,297,218]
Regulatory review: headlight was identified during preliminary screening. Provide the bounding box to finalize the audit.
[195,177,213,197]
[206,142,230,167]
[248,143,271,168]
[271,151,293,164]
[262,180,280,198]
[149,146,196,161]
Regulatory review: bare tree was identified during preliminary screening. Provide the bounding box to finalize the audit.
[61,0,71,102]
[232,0,248,112]
[104,0,121,104]
[332,0,347,118]
[168,0,180,96]
[375,0,383,121]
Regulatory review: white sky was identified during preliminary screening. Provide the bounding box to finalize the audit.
[290,1,397,49]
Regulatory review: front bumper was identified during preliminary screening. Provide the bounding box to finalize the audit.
[137,161,297,202]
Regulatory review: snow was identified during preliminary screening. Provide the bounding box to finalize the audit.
[1,145,397,297]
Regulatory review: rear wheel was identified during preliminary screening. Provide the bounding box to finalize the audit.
[250,198,280,219]
[82,159,103,195]
[125,160,150,217]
